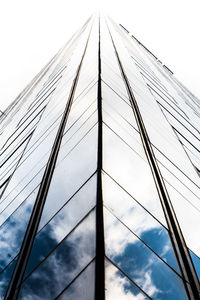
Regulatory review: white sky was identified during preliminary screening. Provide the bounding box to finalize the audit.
[0,0,200,111]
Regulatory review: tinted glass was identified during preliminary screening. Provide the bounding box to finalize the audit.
[104,208,188,300]
[19,209,96,300]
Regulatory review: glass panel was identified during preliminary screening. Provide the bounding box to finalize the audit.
[102,173,180,274]
[25,174,96,277]
[0,116,62,217]
[149,85,189,120]
[156,95,199,138]
[64,83,97,134]
[104,208,188,300]
[142,76,171,101]
[103,124,167,226]
[0,165,45,226]
[102,83,137,130]
[164,180,200,257]
[7,105,45,150]
[57,260,95,300]
[136,64,164,89]
[0,259,17,299]
[102,76,129,105]
[163,107,200,150]
[1,113,41,161]
[129,90,200,189]
[105,258,149,299]
[64,100,97,138]
[100,20,130,104]
[19,115,62,167]
[38,123,98,230]
[103,111,144,158]
[131,57,157,79]
[72,80,97,107]
[19,209,96,300]
[153,146,200,198]
[32,76,61,106]
[0,187,39,270]
[60,109,97,158]
[0,133,30,181]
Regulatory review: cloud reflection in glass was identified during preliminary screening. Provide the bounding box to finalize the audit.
[19,209,96,300]
[104,209,188,300]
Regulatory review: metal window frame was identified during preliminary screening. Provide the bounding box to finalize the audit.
[107,21,200,300]
[5,20,93,300]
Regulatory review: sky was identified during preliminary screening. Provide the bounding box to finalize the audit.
[0,0,200,111]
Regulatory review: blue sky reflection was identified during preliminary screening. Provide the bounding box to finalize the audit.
[104,209,188,300]
[19,210,96,300]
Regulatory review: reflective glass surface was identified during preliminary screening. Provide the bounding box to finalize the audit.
[57,260,95,299]
[104,208,188,299]
[0,134,30,183]
[38,123,98,230]
[102,82,137,130]
[105,259,149,299]
[164,180,200,256]
[25,174,96,277]
[19,209,96,300]
[0,187,39,271]
[1,14,200,299]
[103,124,167,226]
[102,173,180,274]
[0,258,16,299]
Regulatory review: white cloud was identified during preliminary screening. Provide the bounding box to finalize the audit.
[105,261,147,300]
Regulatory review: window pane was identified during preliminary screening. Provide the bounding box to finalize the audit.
[102,173,180,274]
[57,260,95,300]
[104,208,188,300]
[105,258,149,299]
[0,187,39,270]
[0,259,17,299]
[19,209,96,300]
[25,174,96,277]
[103,124,167,226]
[38,124,98,230]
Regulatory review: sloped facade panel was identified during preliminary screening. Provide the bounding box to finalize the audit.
[0,15,200,300]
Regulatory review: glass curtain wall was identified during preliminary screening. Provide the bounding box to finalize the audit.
[0,14,200,300]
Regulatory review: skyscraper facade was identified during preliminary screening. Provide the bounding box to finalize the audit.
[0,15,200,300]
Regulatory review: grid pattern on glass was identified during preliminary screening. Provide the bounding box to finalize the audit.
[105,258,150,299]
[18,209,96,300]
[56,260,95,300]
[1,14,200,299]
[105,17,199,298]
[102,123,167,226]
[24,174,96,278]
[0,187,39,272]
[0,131,33,189]
[0,17,93,229]
[102,172,180,274]
[104,208,188,300]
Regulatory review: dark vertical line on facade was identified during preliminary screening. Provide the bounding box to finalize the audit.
[106,23,200,300]
[95,16,105,300]
[5,23,93,300]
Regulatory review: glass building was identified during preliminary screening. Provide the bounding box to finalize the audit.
[0,14,200,300]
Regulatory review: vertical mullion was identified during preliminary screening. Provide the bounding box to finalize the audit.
[5,23,93,300]
[107,22,200,300]
[95,16,105,300]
